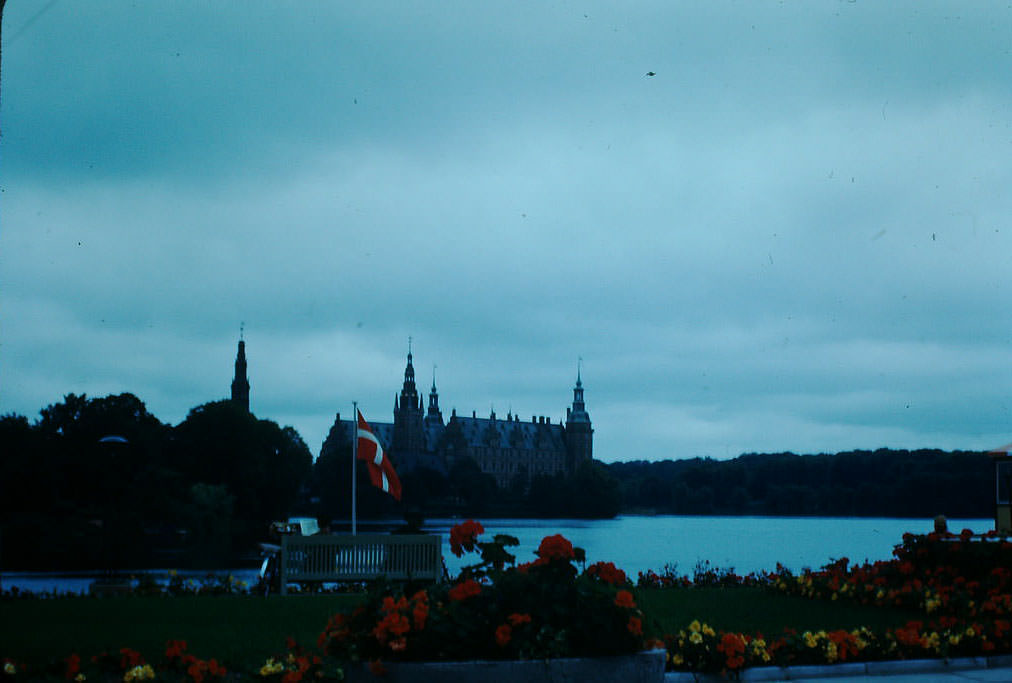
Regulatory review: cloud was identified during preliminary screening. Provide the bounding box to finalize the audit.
[3,1,1012,461]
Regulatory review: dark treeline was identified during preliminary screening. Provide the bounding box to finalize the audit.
[1,392,996,570]
[0,393,312,571]
[606,450,992,519]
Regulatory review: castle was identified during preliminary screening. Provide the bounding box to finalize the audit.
[322,349,593,489]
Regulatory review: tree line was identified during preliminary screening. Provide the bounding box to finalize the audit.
[605,449,993,519]
[0,393,312,571]
[1,391,996,570]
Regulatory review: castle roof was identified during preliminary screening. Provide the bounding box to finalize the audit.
[449,413,566,451]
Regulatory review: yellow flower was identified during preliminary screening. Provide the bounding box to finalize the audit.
[689,632,704,644]
[826,641,839,663]
[804,631,819,648]
[123,664,155,681]
[966,627,976,637]
[75,675,87,682]
[688,620,701,633]
[949,634,961,646]
[702,624,715,637]
[259,658,285,676]
[672,653,685,665]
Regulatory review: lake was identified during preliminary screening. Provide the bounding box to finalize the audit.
[2,515,992,594]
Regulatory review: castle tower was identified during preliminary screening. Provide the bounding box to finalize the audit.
[564,364,592,470]
[231,336,250,412]
[393,341,426,461]
[425,366,444,427]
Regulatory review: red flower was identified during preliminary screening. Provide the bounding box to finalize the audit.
[717,633,746,670]
[412,592,430,630]
[448,579,482,602]
[614,589,636,609]
[64,653,81,680]
[536,534,575,561]
[587,561,627,586]
[119,647,144,670]
[368,659,387,676]
[507,612,532,626]
[373,612,411,645]
[627,616,643,636]
[164,640,188,660]
[495,624,512,647]
[449,520,484,557]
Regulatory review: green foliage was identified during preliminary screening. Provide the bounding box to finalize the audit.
[608,449,992,517]
[320,524,650,663]
[0,394,312,570]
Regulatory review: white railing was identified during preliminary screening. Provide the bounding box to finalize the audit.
[280,534,442,594]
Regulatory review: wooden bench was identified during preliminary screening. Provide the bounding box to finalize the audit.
[279,533,442,595]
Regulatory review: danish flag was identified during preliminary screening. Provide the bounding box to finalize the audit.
[357,410,402,501]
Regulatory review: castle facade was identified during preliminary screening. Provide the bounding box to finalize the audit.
[325,350,593,489]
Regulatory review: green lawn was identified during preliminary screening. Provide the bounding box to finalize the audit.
[0,588,922,671]
[1,594,362,670]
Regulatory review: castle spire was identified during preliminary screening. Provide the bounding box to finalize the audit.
[568,359,588,421]
[426,364,443,424]
[231,332,250,412]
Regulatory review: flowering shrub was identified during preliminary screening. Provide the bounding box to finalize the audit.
[319,521,653,665]
[650,529,1012,673]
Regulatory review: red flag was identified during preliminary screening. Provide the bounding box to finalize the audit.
[356,410,402,501]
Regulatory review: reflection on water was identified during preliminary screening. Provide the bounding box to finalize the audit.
[3,515,992,593]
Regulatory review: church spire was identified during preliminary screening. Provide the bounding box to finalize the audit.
[231,331,250,412]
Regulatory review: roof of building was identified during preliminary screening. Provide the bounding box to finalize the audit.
[448,413,566,452]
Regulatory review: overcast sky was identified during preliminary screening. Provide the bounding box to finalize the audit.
[2,1,1011,463]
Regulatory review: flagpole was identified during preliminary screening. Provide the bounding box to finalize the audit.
[351,401,357,536]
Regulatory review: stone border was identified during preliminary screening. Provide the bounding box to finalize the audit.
[664,655,1012,681]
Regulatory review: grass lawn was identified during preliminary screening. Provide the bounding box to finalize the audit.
[1,594,362,671]
[1,588,922,671]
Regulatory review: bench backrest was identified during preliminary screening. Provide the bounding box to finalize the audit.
[280,533,442,593]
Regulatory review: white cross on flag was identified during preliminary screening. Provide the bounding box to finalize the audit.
[356,410,402,501]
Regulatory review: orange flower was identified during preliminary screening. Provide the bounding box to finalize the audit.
[373,611,411,645]
[627,616,643,636]
[717,633,746,670]
[495,624,512,647]
[614,589,636,609]
[448,579,482,602]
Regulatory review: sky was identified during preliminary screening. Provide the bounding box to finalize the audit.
[2,1,1011,463]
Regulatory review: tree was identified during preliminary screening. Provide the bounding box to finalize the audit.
[170,400,312,548]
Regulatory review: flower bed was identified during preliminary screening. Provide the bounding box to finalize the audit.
[3,525,1011,679]
[643,527,1012,674]
[318,521,657,664]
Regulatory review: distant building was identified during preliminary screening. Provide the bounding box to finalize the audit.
[326,349,593,489]
[231,338,250,412]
